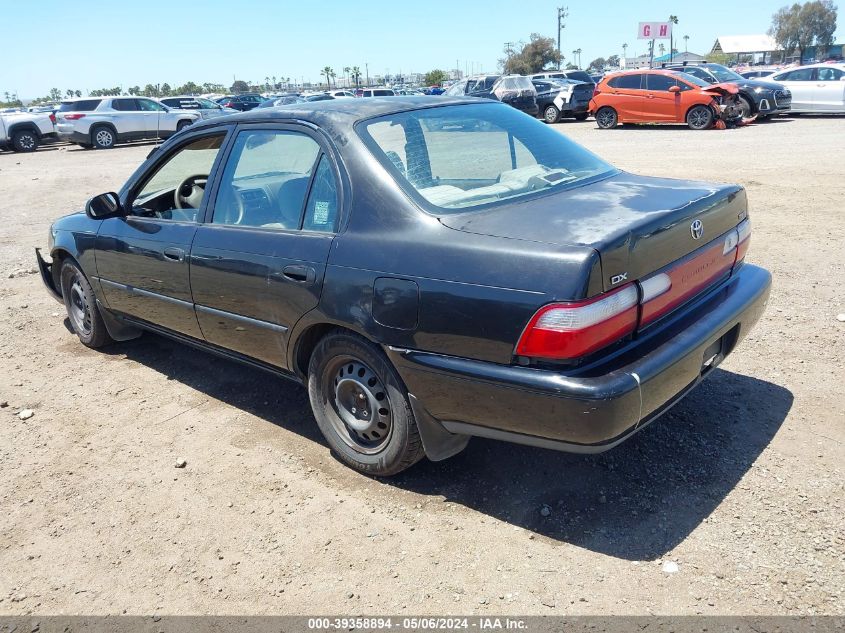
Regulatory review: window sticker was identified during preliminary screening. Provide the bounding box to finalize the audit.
[313,200,330,224]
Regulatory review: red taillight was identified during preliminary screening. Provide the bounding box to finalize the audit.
[516,284,638,360]
[640,236,736,326]
[593,87,602,95]
[64,113,86,120]
[49,113,56,124]
[222,101,235,108]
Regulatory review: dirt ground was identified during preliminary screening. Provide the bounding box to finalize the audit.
[0,116,843,617]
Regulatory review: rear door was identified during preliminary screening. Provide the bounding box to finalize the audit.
[606,73,644,120]
[136,98,171,136]
[189,124,341,369]
[813,66,845,111]
[95,128,230,337]
[109,98,146,138]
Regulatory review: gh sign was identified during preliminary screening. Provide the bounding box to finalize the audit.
[638,22,672,40]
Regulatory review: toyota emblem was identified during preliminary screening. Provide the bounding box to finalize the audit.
[690,219,704,240]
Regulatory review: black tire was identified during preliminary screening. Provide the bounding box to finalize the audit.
[595,106,618,129]
[91,125,115,149]
[307,330,425,476]
[738,95,753,119]
[11,129,38,152]
[176,119,192,132]
[573,112,589,121]
[59,259,113,348]
[543,104,560,124]
[687,105,714,130]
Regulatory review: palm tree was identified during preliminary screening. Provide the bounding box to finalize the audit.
[659,42,666,57]
[668,15,679,62]
[322,66,334,89]
[351,66,362,88]
[683,34,689,54]
[343,66,351,88]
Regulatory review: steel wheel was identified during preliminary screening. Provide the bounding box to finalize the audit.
[595,107,617,129]
[324,356,393,454]
[687,105,714,130]
[543,104,560,124]
[68,276,93,336]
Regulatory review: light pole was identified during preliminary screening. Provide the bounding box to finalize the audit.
[622,42,628,68]
[557,6,568,70]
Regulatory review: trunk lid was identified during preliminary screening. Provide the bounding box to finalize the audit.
[438,172,747,294]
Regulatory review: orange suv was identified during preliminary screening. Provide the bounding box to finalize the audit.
[589,69,742,130]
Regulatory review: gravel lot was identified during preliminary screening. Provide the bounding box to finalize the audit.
[0,116,843,616]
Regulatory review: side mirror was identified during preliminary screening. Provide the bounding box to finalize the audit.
[86,192,122,219]
[669,85,681,93]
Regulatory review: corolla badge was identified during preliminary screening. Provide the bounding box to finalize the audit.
[690,219,704,240]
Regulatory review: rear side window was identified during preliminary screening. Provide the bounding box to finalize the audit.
[59,99,101,112]
[111,99,139,111]
[818,67,843,81]
[302,155,339,232]
[608,74,642,89]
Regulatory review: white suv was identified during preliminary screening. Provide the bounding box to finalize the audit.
[55,97,199,149]
[1,110,56,152]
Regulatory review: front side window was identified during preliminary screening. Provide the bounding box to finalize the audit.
[138,99,166,112]
[646,74,677,91]
[360,103,615,213]
[132,134,225,221]
[212,130,323,229]
[779,68,815,81]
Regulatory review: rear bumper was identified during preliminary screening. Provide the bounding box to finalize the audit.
[390,264,771,453]
[56,129,90,144]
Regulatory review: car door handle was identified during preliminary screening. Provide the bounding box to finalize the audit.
[280,265,316,284]
[163,247,185,262]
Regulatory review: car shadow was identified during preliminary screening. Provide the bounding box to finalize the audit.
[96,330,791,561]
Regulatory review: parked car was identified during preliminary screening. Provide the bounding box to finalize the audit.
[0,110,56,152]
[590,69,743,130]
[740,69,778,79]
[305,94,335,102]
[35,97,769,476]
[533,70,596,86]
[256,95,307,108]
[665,62,791,119]
[327,90,356,98]
[424,86,445,95]
[160,96,236,119]
[445,75,538,116]
[532,78,592,123]
[54,97,200,149]
[216,94,263,111]
[359,88,396,97]
[769,63,845,113]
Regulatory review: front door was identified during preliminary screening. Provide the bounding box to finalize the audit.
[190,126,341,369]
[136,98,170,137]
[95,130,229,338]
[644,73,680,121]
[813,66,845,112]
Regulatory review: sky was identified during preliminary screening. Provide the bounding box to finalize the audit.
[3,0,842,99]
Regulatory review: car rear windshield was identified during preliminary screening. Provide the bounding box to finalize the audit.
[359,103,615,213]
[58,99,101,112]
[565,71,594,83]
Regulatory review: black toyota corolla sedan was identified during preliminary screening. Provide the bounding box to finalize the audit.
[36,97,771,476]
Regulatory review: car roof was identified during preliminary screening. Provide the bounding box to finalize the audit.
[188,96,488,132]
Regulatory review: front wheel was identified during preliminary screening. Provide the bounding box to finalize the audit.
[543,104,560,124]
[738,96,753,119]
[687,105,714,130]
[11,129,38,152]
[308,330,425,476]
[595,107,618,129]
[59,260,113,348]
[176,119,192,132]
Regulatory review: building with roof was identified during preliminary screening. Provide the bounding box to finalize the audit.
[710,35,780,63]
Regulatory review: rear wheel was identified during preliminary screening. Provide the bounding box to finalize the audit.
[91,126,115,149]
[543,104,561,124]
[59,260,113,348]
[176,119,192,132]
[595,107,618,129]
[11,129,38,152]
[308,330,425,476]
[573,112,589,121]
[686,105,714,130]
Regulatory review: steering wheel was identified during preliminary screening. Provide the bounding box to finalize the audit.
[174,174,209,210]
